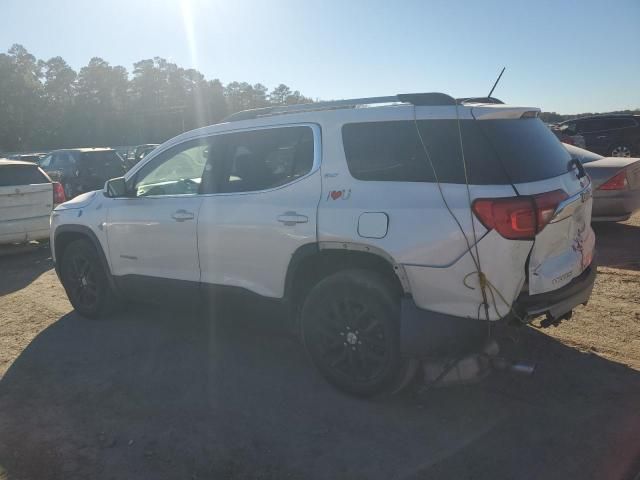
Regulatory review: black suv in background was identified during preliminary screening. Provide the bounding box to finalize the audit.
[40,148,126,199]
[126,143,160,169]
[556,114,640,157]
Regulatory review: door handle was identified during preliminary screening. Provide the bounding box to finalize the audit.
[596,135,607,139]
[171,209,195,222]
[277,211,309,226]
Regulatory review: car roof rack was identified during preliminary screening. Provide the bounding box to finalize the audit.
[222,93,507,123]
[222,92,459,122]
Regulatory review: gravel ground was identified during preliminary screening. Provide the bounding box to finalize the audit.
[0,214,639,479]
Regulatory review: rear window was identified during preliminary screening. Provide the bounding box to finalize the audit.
[79,151,125,178]
[342,118,571,185]
[0,165,50,186]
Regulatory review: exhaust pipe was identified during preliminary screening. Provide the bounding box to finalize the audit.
[420,340,536,389]
[491,357,536,376]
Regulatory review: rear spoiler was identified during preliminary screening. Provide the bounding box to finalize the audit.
[471,106,541,120]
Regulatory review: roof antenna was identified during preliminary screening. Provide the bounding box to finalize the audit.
[487,67,506,99]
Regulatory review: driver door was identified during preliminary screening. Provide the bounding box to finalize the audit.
[106,138,209,289]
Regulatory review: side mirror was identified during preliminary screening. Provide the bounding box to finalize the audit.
[104,176,128,198]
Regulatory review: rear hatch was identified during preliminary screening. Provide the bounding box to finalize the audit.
[412,108,594,296]
[470,110,595,295]
[0,163,53,242]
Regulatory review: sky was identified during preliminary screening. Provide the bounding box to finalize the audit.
[2,0,639,114]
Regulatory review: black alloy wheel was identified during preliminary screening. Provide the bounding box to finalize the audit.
[301,269,402,396]
[60,239,118,318]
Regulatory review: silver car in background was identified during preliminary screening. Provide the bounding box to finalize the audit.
[565,144,640,222]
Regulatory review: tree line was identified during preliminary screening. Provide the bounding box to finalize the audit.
[2,43,638,153]
[0,44,313,153]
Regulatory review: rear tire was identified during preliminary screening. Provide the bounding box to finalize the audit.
[59,239,119,318]
[300,269,403,397]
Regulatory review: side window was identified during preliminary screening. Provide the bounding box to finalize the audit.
[214,126,315,193]
[55,152,76,170]
[579,119,608,133]
[606,118,636,129]
[561,122,577,134]
[342,121,435,182]
[133,140,209,197]
[39,154,53,169]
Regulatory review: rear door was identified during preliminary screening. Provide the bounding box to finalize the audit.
[198,124,321,298]
[577,118,616,155]
[0,164,52,244]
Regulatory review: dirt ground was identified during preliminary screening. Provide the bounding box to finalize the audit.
[0,214,639,479]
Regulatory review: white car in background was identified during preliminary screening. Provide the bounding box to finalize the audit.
[0,159,65,246]
[50,93,596,396]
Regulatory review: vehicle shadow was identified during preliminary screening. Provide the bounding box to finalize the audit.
[593,221,640,271]
[0,246,53,297]
[0,302,639,480]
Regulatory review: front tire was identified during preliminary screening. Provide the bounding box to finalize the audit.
[59,239,119,318]
[300,269,403,396]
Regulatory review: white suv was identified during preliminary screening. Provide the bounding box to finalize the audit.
[50,93,596,396]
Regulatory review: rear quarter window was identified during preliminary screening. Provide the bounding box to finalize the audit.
[0,165,50,186]
[342,118,570,185]
[341,122,434,182]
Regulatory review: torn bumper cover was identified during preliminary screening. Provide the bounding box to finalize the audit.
[399,260,597,357]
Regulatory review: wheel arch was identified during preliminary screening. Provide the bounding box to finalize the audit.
[53,224,117,291]
[284,241,410,312]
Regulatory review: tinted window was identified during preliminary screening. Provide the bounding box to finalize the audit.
[39,154,53,169]
[558,122,577,134]
[578,119,609,132]
[342,118,570,185]
[213,126,314,193]
[79,151,125,179]
[54,152,76,169]
[0,165,49,186]
[341,122,434,182]
[473,118,571,183]
[605,118,637,129]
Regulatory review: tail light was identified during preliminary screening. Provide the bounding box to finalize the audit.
[472,190,568,240]
[53,182,66,205]
[598,170,628,190]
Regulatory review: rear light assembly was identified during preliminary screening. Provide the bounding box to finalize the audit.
[53,181,66,205]
[598,170,628,190]
[472,190,569,240]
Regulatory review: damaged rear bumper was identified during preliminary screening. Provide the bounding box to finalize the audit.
[514,261,597,322]
[399,260,597,357]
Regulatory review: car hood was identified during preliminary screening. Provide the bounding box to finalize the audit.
[54,190,99,211]
[583,157,640,189]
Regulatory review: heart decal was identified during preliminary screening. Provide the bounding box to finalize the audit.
[330,190,342,200]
